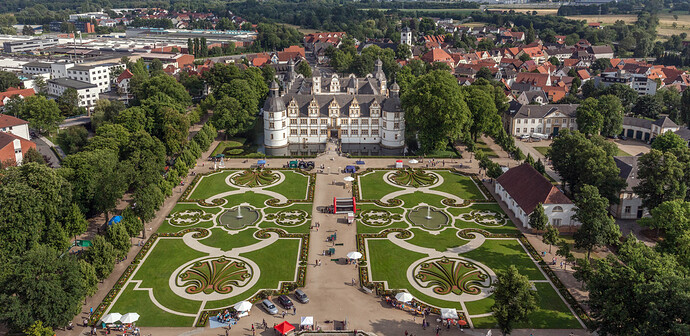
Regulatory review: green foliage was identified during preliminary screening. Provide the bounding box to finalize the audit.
[462,84,501,142]
[576,97,604,135]
[549,130,625,203]
[63,203,88,237]
[651,131,687,152]
[573,185,620,259]
[639,200,690,251]
[491,265,537,335]
[632,95,663,119]
[0,245,86,330]
[57,88,85,117]
[107,222,131,258]
[78,259,98,297]
[528,203,548,231]
[296,61,312,77]
[7,95,64,134]
[87,235,116,280]
[23,321,53,336]
[0,70,20,92]
[57,125,89,155]
[23,147,45,165]
[634,149,687,211]
[575,95,623,137]
[133,183,165,223]
[542,224,560,253]
[402,70,469,152]
[91,99,126,130]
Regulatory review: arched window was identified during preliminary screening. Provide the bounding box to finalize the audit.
[552,206,564,212]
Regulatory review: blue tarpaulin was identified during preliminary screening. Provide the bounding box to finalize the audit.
[258,160,266,164]
[108,216,122,226]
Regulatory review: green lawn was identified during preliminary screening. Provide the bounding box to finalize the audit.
[131,239,205,314]
[204,239,300,309]
[188,171,237,200]
[462,239,544,280]
[358,171,403,200]
[199,228,260,251]
[396,191,447,208]
[357,220,409,234]
[109,283,197,327]
[470,283,582,329]
[211,138,246,156]
[534,146,550,156]
[222,191,272,208]
[615,147,630,156]
[430,171,486,200]
[406,228,469,252]
[265,170,309,200]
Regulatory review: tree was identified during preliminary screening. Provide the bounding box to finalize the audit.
[638,200,690,250]
[56,126,89,155]
[133,183,164,223]
[598,95,624,137]
[518,53,531,62]
[86,235,116,280]
[576,97,604,135]
[681,89,690,126]
[525,23,535,44]
[121,208,143,237]
[491,265,537,336]
[23,321,53,336]
[573,185,621,260]
[0,71,21,91]
[634,149,686,211]
[23,147,45,165]
[586,238,690,335]
[91,99,125,129]
[33,76,47,95]
[15,95,64,134]
[107,222,130,258]
[462,85,500,142]
[0,245,86,330]
[22,25,35,36]
[476,67,493,81]
[591,58,612,72]
[556,239,574,269]
[572,257,593,288]
[78,259,98,297]
[651,131,687,152]
[57,88,85,117]
[296,61,312,77]
[632,95,663,119]
[63,203,88,238]
[543,224,560,253]
[402,70,470,152]
[549,131,625,203]
[395,43,411,60]
[528,202,548,231]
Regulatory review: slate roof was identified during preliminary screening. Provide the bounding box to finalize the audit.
[674,128,690,142]
[653,116,678,128]
[497,163,573,214]
[48,78,97,90]
[512,104,578,118]
[623,116,653,129]
[614,156,640,191]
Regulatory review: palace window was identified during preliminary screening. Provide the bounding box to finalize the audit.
[320,129,328,135]
[351,119,359,125]
[300,119,307,124]
[361,130,369,136]
[351,130,358,136]
[372,119,379,125]
[361,119,369,125]
[290,129,297,135]
[321,118,327,124]
[310,119,317,124]
[372,129,379,136]
[310,129,318,135]
[290,119,297,125]
[300,129,307,135]
[269,122,275,129]
[394,123,400,130]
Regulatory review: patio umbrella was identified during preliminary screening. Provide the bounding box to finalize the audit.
[440,308,458,320]
[275,321,295,335]
[458,320,468,326]
[343,176,355,182]
[409,159,419,164]
[346,251,362,259]
[119,313,140,324]
[395,292,414,303]
[233,300,253,312]
[101,313,122,324]
[300,316,314,326]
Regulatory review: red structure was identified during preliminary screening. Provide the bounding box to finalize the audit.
[333,197,356,214]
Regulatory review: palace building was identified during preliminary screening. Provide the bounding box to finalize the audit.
[263,59,405,156]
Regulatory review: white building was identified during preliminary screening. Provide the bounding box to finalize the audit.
[66,64,112,93]
[0,114,31,140]
[263,59,404,156]
[47,78,99,111]
[595,70,658,95]
[401,27,413,46]
[621,116,679,142]
[503,103,579,137]
[495,164,579,230]
[22,62,52,75]
[610,156,645,219]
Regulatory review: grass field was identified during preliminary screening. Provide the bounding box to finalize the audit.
[566,14,690,39]
[430,171,486,200]
[358,170,403,200]
[265,170,310,200]
[188,170,237,200]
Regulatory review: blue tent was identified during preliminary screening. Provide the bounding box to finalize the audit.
[108,216,123,226]
[258,160,266,165]
[345,165,356,173]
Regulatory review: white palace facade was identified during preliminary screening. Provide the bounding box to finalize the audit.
[263,59,405,156]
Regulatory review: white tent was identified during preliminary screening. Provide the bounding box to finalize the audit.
[233,300,253,312]
[300,316,314,326]
[343,176,355,182]
[101,313,122,324]
[440,308,459,320]
[395,292,414,303]
[120,313,140,324]
[409,159,419,164]
[346,251,362,259]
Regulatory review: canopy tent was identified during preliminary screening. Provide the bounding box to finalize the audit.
[289,160,298,168]
[215,154,225,158]
[395,292,414,303]
[346,251,362,259]
[101,313,121,324]
[343,176,355,182]
[395,160,403,168]
[440,308,459,320]
[300,316,314,326]
[233,301,253,312]
[120,313,140,324]
[275,321,295,335]
[409,159,419,164]
[258,160,266,165]
[345,165,356,173]
[108,216,122,226]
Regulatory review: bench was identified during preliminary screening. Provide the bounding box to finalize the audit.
[335,243,344,246]
[330,258,339,261]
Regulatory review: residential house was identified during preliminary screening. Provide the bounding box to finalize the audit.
[0,132,36,166]
[504,103,578,137]
[0,87,35,110]
[0,114,31,140]
[610,156,645,219]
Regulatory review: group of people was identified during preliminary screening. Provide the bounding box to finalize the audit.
[215,309,239,325]
[383,296,426,316]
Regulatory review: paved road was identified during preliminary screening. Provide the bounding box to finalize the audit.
[33,135,61,168]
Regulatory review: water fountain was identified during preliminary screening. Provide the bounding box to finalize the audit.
[236,205,244,219]
[425,205,432,220]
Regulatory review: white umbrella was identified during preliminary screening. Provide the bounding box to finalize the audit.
[233,300,253,312]
[395,292,414,303]
[441,308,459,320]
[343,176,355,182]
[120,313,140,324]
[409,159,419,164]
[300,316,314,326]
[346,251,362,259]
[101,313,122,324]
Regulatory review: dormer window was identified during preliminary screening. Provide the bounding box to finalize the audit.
[329,99,339,117]
[330,76,340,92]
[349,98,360,118]
[309,99,319,117]
[370,100,380,117]
[288,99,298,116]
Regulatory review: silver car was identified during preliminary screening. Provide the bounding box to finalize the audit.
[261,299,278,315]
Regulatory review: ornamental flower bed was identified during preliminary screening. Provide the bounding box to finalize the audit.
[388,168,438,187]
[457,228,519,239]
[232,169,279,187]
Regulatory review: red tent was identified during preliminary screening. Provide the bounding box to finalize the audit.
[274,321,295,335]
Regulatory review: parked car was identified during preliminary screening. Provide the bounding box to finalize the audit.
[261,299,278,315]
[294,289,309,304]
[278,295,294,309]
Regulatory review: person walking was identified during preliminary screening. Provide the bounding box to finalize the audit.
[282,310,287,318]
[263,319,267,329]
[293,306,296,315]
